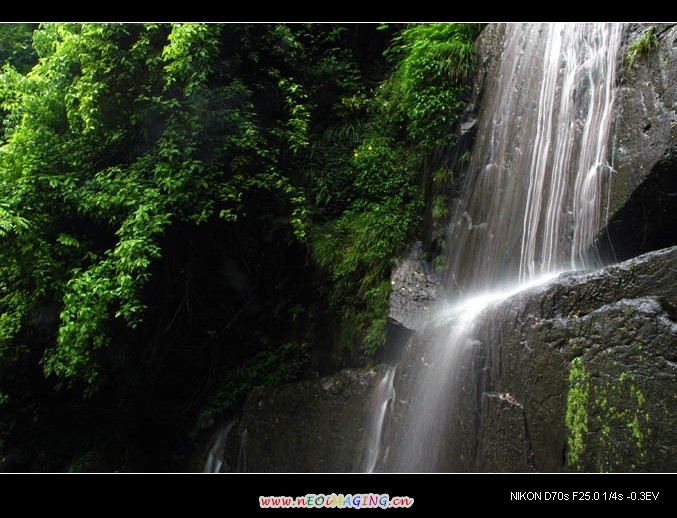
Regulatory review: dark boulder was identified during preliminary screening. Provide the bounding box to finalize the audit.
[598,24,677,260]
[448,246,677,472]
[235,366,388,472]
[388,243,440,333]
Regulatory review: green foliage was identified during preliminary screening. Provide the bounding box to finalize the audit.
[0,24,38,73]
[624,26,658,68]
[0,23,319,390]
[195,341,310,434]
[308,23,480,358]
[312,197,420,355]
[381,23,480,152]
[0,22,481,469]
[431,237,447,272]
[432,167,453,188]
[432,194,449,221]
[162,23,219,94]
[362,280,391,356]
[379,24,479,255]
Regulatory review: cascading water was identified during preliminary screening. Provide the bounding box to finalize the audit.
[364,23,625,472]
[203,417,238,473]
[202,418,248,473]
[446,23,623,294]
[359,365,396,472]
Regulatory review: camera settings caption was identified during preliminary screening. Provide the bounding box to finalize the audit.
[511,491,660,502]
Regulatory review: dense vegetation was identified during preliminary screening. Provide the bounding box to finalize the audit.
[0,22,480,471]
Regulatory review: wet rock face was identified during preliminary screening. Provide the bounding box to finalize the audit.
[237,366,387,472]
[388,243,440,333]
[449,246,677,472]
[609,24,676,221]
[599,24,677,259]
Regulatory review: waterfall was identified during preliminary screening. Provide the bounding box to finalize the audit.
[366,23,625,472]
[203,417,238,473]
[359,365,396,472]
[446,23,624,294]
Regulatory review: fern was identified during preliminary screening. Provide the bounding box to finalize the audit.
[624,26,658,68]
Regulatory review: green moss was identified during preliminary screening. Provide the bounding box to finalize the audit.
[592,370,649,470]
[636,342,645,362]
[629,416,643,449]
[565,357,590,468]
[627,381,648,452]
[565,355,651,472]
[568,338,585,351]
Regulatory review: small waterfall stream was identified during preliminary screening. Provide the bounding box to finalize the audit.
[359,365,396,472]
[362,23,625,472]
[203,418,237,473]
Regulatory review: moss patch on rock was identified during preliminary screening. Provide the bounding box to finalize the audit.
[566,356,651,471]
